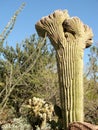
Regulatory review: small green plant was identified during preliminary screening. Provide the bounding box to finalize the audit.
[1,117,32,130]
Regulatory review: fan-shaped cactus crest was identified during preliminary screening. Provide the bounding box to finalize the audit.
[35,10,93,129]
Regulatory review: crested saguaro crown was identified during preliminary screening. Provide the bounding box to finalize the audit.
[35,10,93,49]
[35,10,93,129]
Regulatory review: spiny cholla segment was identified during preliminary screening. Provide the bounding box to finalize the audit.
[20,97,54,129]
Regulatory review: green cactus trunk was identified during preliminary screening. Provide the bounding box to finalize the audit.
[56,41,84,128]
[35,9,93,130]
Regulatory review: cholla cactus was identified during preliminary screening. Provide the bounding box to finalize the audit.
[20,97,54,129]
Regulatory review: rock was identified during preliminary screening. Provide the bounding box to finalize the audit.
[68,122,98,130]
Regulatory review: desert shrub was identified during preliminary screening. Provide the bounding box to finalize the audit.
[1,117,32,130]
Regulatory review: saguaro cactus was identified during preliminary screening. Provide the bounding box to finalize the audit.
[35,10,93,129]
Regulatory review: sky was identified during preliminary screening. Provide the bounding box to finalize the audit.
[0,0,98,64]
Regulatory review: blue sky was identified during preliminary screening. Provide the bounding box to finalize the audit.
[0,0,98,63]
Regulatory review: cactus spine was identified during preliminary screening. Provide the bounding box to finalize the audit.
[35,10,93,129]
